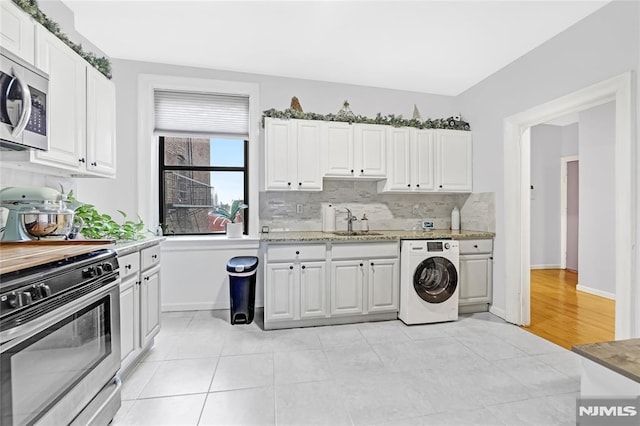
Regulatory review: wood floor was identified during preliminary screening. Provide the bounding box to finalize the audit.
[523,269,615,350]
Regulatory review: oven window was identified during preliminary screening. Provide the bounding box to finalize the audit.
[1,297,112,425]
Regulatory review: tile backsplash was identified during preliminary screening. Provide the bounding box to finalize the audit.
[259,180,495,232]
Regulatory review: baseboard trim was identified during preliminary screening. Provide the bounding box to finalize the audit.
[576,285,616,300]
[489,305,506,320]
[162,300,265,312]
[530,264,562,270]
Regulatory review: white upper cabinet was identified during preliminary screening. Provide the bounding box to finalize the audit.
[265,118,322,191]
[379,128,435,193]
[0,16,117,178]
[435,130,473,192]
[354,124,386,178]
[1,1,35,64]
[324,122,386,178]
[32,26,86,171]
[86,66,116,176]
[323,121,355,177]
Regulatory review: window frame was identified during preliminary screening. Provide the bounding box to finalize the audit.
[158,136,250,236]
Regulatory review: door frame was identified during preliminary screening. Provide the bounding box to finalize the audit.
[560,155,579,270]
[503,72,635,339]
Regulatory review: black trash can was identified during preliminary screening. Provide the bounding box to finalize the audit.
[227,256,259,325]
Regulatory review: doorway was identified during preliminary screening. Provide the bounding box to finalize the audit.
[561,156,579,271]
[502,72,635,340]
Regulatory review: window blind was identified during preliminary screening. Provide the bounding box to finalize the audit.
[154,90,249,137]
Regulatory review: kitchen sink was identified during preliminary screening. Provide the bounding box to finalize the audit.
[331,231,384,236]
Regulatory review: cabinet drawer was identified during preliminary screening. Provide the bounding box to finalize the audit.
[267,244,326,262]
[141,245,161,271]
[459,239,493,255]
[332,242,398,259]
[118,252,140,279]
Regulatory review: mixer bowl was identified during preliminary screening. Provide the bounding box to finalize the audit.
[22,211,75,239]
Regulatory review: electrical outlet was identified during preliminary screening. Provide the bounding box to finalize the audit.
[422,220,434,230]
[296,204,303,214]
[412,204,420,215]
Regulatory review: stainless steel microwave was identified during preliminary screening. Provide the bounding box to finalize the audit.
[0,47,49,151]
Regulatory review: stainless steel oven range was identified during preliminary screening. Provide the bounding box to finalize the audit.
[0,249,121,426]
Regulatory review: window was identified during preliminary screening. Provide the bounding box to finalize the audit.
[159,136,248,235]
[155,89,250,236]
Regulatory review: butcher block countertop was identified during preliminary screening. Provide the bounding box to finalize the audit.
[0,241,115,275]
[261,229,495,242]
[573,338,640,383]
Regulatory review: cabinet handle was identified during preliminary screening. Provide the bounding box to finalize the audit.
[416,184,420,188]
[371,262,375,266]
[350,169,354,173]
[360,169,364,173]
[152,254,158,259]
[474,245,478,248]
[407,184,411,187]
[78,158,85,163]
[144,276,150,281]
[125,264,131,270]
[439,185,443,188]
[287,182,291,186]
[295,251,300,255]
[91,161,97,166]
[301,265,306,270]
[298,182,302,186]
[359,263,363,267]
[289,265,294,270]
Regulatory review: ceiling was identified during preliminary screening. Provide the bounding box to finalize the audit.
[58,0,609,96]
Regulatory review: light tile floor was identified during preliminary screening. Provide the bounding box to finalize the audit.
[112,310,580,425]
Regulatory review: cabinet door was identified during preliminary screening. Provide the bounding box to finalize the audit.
[265,263,297,321]
[33,27,86,170]
[265,118,296,190]
[295,120,322,190]
[355,124,386,177]
[384,127,411,191]
[331,260,364,315]
[140,268,161,347]
[367,258,399,313]
[436,130,472,191]
[323,121,355,177]
[299,261,327,319]
[86,66,116,177]
[119,275,140,367]
[413,130,435,191]
[1,1,35,64]
[459,255,492,305]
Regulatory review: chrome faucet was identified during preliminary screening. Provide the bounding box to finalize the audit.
[345,208,358,233]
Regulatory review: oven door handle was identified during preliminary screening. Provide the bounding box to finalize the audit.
[0,277,120,348]
[7,67,32,138]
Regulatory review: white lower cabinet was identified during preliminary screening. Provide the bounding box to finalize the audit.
[265,244,328,324]
[458,239,493,312]
[331,260,364,315]
[118,242,162,374]
[265,241,399,329]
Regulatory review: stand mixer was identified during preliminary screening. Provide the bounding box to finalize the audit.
[0,187,77,241]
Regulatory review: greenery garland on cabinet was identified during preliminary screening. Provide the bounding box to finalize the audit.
[12,0,112,79]
[262,108,471,131]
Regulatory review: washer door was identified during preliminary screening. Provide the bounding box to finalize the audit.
[413,256,458,303]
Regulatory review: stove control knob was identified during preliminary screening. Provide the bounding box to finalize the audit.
[25,285,40,301]
[83,267,96,278]
[6,292,19,308]
[39,284,52,298]
[103,263,113,273]
[95,265,104,276]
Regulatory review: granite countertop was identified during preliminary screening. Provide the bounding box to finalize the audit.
[115,236,166,255]
[261,229,495,242]
[572,339,640,383]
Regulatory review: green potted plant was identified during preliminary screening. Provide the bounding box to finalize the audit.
[208,200,248,238]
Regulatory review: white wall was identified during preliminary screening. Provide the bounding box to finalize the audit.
[530,124,564,268]
[578,102,616,297]
[457,0,639,316]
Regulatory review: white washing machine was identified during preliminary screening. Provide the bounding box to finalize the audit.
[399,239,459,325]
